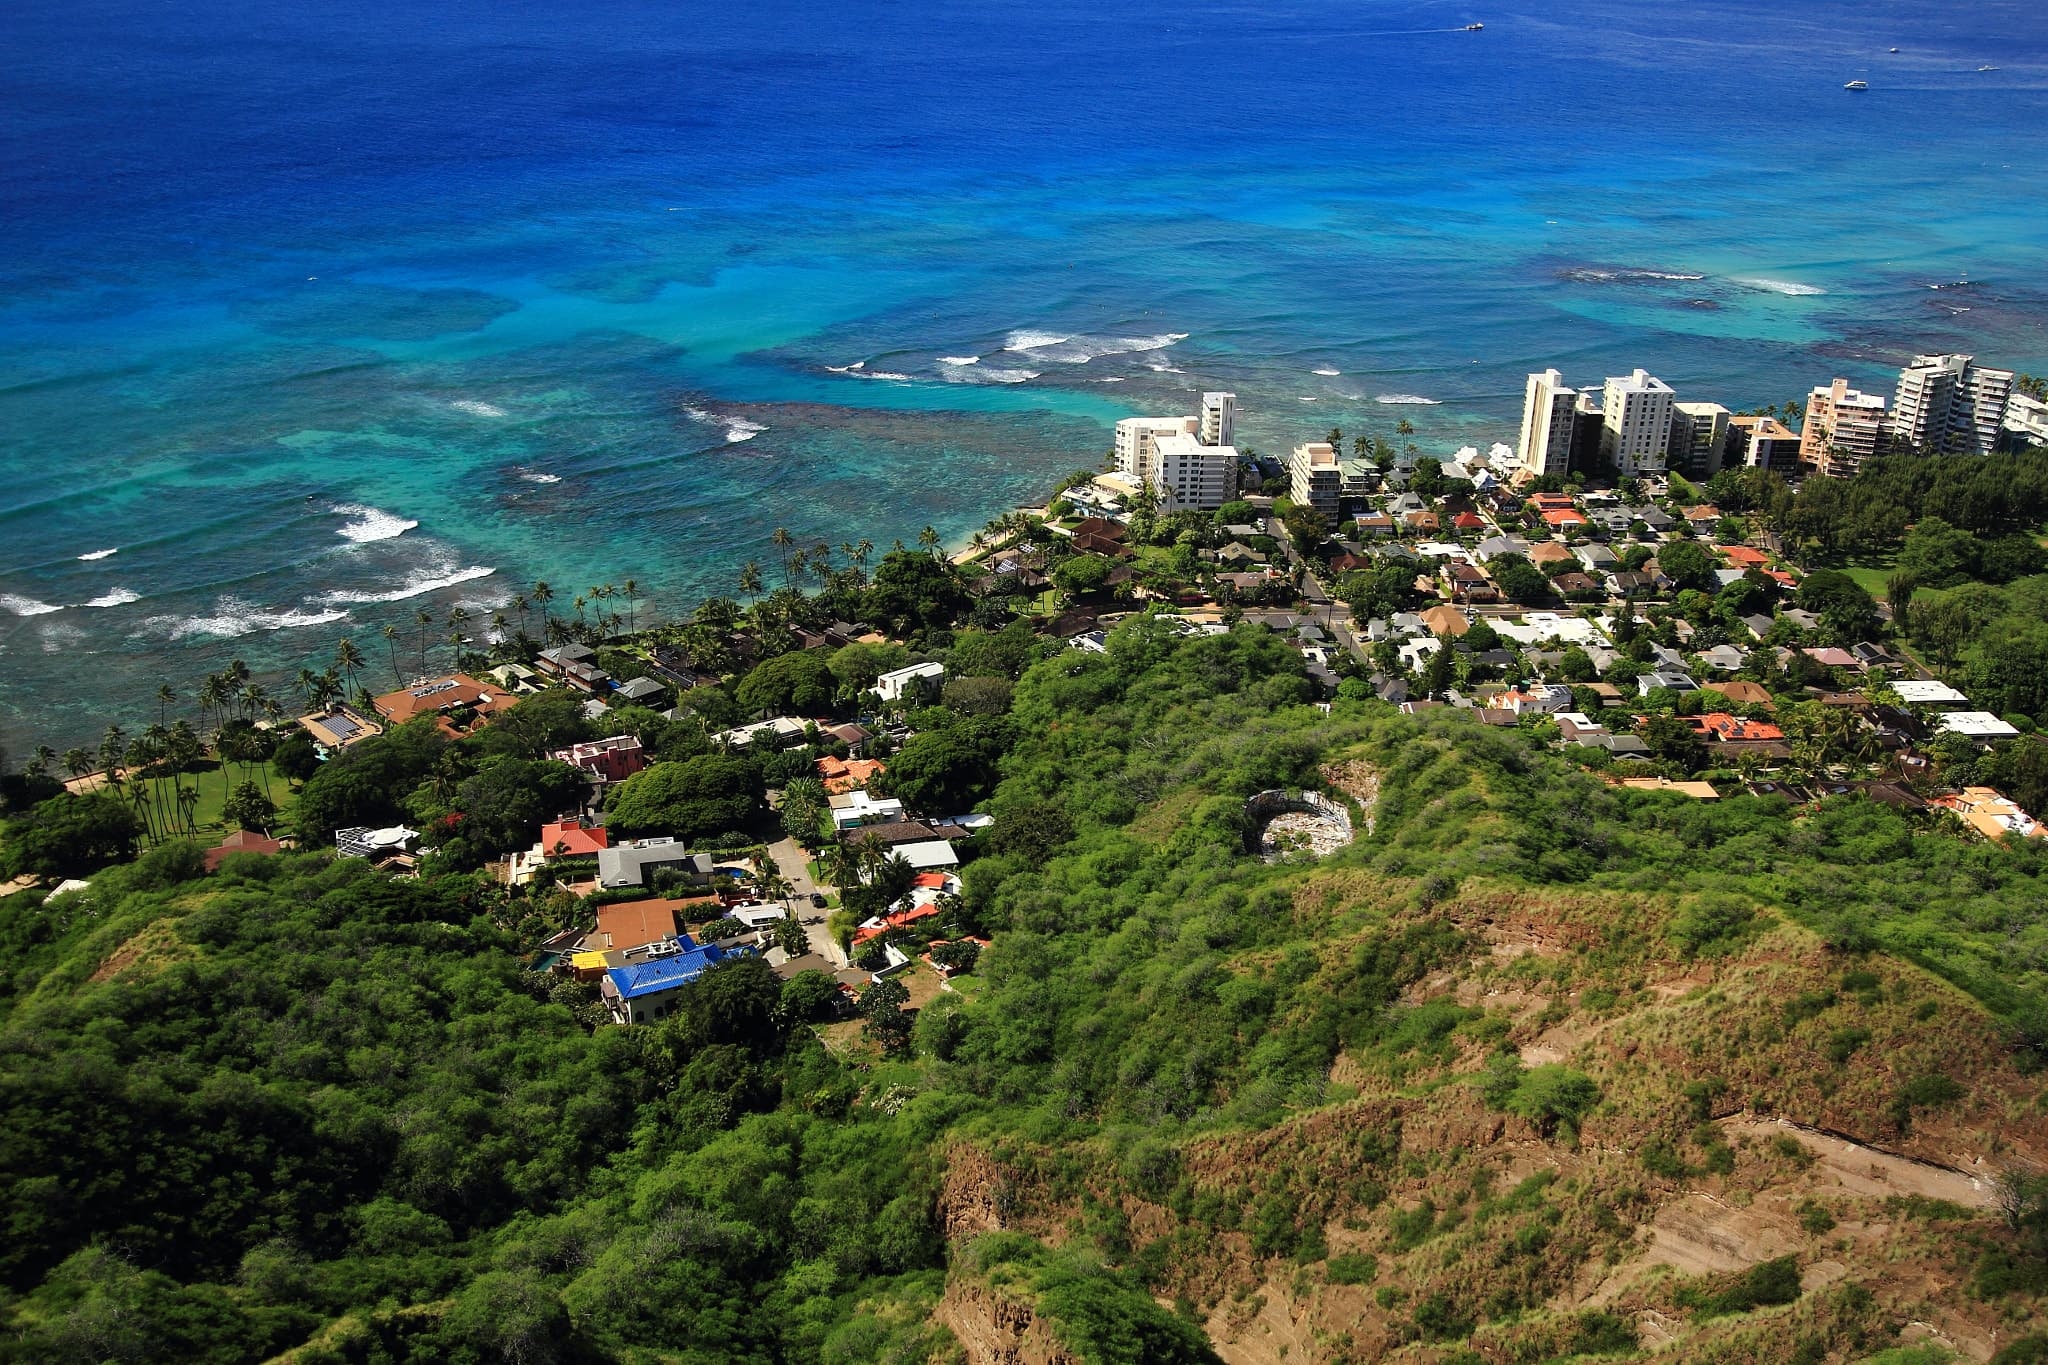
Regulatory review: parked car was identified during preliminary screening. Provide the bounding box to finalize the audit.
[811,892,828,908]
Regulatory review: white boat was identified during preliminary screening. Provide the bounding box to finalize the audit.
[1844,80,1867,90]
[1889,46,1899,53]
[1465,22,1483,30]
[1979,64,1999,72]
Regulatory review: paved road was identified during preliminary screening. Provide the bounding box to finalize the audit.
[767,836,846,966]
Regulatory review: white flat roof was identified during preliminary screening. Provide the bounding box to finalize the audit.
[1936,711,2020,738]
[1894,680,1970,705]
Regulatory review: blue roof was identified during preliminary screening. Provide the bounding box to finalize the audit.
[605,943,732,1000]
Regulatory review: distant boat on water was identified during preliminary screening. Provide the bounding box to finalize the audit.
[1465,22,1483,30]
[1979,64,2000,72]
[1844,80,1868,90]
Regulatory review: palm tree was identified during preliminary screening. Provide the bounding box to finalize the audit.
[621,577,639,634]
[771,526,794,587]
[155,684,176,729]
[381,623,403,685]
[447,606,472,669]
[415,608,435,677]
[294,667,323,710]
[333,637,366,698]
[62,748,91,782]
[197,673,227,738]
[738,561,763,605]
[531,580,554,637]
[918,525,942,556]
[510,592,531,638]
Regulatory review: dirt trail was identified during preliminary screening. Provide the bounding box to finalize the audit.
[1725,1115,1995,1208]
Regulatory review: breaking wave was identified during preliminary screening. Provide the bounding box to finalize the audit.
[83,588,141,608]
[77,548,118,561]
[1732,277,1826,296]
[333,503,419,543]
[938,355,981,367]
[450,398,507,418]
[1001,329,1189,364]
[0,594,63,617]
[942,365,1039,385]
[520,471,561,484]
[685,408,768,443]
[149,600,352,640]
[314,563,497,605]
[1561,267,1707,284]
[1312,367,1342,376]
[1376,394,1442,405]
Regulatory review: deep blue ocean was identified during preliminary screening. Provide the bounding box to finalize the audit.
[3,0,2047,750]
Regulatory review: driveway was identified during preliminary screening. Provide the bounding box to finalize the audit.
[767,836,846,966]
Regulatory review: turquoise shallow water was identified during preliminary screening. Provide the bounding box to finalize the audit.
[3,0,2048,750]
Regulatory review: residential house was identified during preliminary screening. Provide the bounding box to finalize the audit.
[1706,680,1775,708]
[816,754,887,794]
[1355,513,1396,538]
[718,716,810,749]
[823,721,871,754]
[1638,670,1699,695]
[1610,570,1657,598]
[1720,545,1771,571]
[203,830,284,873]
[830,789,906,830]
[537,644,611,693]
[1541,508,1587,530]
[1419,604,1471,637]
[1443,562,1496,603]
[1936,712,2022,741]
[1690,713,1784,745]
[1619,777,1721,799]
[602,940,739,1025]
[840,820,949,848]
[594,899,693,952]
[1529,541,1577,569]
[614,675,671,708]
[874,661,945,703]
[1473,534,1531,563]
[1933,787,2047,841]
[336,825,418,863]
[1551,571,1602,599]
[536,818,609,858]
[551,734,648,785]
[1450,510,1488,534]
[299,704,382,752]
[1574,544,1619,571]
[371,674,515,737]
[1498,684,1573,715]
[1404,509,1441,533]
[1684,505,1722,534]
[1893,680,1971,706]
[486,662,543,694]
[1696,644,1747,673]
[596,837,714,890]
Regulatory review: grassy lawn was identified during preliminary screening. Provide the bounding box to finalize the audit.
[1839,563,1897,601]
[134,759,298,847]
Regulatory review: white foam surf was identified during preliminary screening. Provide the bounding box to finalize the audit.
[1002,329,1189,364]
[1733,277,1826,296]
[0,594,62,617]
[941,365,1039,385]
[151,600,352,640]
[83,588,141,608]
[1376,394,1442,405]
[314,563,497,605]
[1144,361,1182,374]
[1312,367,1342,376]
[824,360,868,373]
[451,399,507,418]
[685,408,768,443]
[333,503,419,543]
[520,472,562,484]
[939,355,981,367]
[77,548,118,561]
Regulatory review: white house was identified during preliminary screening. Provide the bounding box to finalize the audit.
[830,789,906,829]
[874,661,945,703]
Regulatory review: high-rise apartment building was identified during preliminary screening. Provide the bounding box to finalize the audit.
[1667,402,1731,478]
[1891,353,2013,455]
[1517,369,1578,479]
[1800,379,1888,478]
[1112,415,1197,478]
[1149,431,1239,512]
[1601,368,1676,476]
[1288,441,1341,513]
[1199,392,1236,448]
[2006,392,2048,451]
[1729,415,1801,474]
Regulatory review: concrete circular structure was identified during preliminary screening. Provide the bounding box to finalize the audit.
[1244,789,1355,861]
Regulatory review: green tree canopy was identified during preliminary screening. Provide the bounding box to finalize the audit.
[735,649,836,717]
[1,791,143,880]
[606,754,764,840]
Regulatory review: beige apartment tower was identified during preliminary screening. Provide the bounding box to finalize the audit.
[1801,379,1888,478]
[1517,369,1578,478]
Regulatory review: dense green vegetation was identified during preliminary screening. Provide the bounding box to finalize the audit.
[10,610,2048,1360]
